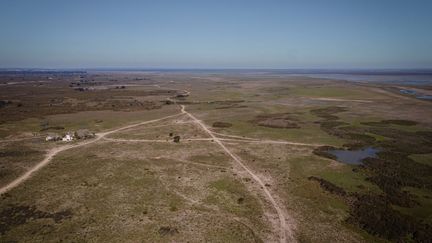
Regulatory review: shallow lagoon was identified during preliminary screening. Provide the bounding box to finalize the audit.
[329,147,379,165]
[399,89,432,100]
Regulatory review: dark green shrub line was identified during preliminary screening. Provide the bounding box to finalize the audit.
[347,194,432,242]
[0,204,72,235]
[309,106,432,242]
[361,119,418,127]
[308,176,347,197]
[310,176,432,242]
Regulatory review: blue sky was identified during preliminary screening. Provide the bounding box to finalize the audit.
[0,0,431,69]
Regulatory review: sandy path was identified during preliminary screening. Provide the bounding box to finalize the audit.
[180,105,295,243]
[229,139,321,147]
[210,131,259,141]
[311,97,373,103]
[105,136,319,148]
[1,96,297,242]
[0,112,183,195]
[103,137,215,143]
[211,131,321,147]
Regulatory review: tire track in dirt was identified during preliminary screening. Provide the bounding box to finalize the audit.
[0,112,184,195]
[180,105,295,243]
[1,96,298,242]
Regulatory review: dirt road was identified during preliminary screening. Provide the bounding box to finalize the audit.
[105,136,319,147]
[0,112,183,195]
[0,101,297,242]
[180,105,295,243]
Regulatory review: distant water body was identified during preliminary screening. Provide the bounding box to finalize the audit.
[400,89,432,100]
[3,68,432,86]
[90,68,432,86]
[252,69,432,85]
[285,73,432,86]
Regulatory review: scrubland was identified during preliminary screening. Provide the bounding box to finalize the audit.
[1,71,431,242]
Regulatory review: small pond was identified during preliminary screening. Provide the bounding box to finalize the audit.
[400,89,417,95]
[417,95,432,100]
[328,147,379,165]
[399,89,432,100]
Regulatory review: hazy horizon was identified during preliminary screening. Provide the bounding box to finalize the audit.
[1,0,432,69]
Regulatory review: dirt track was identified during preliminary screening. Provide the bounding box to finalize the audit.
[0,112,183,195]
[180,105,295,243]
[0,102,298,242]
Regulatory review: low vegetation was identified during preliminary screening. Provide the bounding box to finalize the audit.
[0,143,44,186]
[252,113,300,129]
[308,176,347,197]
[212,121,233,128]
[361,119,418,127]
[311,106,432,241]
[0,204,72,235]
[1,72,431,242]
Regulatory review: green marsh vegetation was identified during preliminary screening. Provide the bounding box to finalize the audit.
[311,106,432,242]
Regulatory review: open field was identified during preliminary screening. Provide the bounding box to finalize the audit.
[0,71,432,242]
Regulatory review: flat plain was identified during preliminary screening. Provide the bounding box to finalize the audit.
[0,71,431,242]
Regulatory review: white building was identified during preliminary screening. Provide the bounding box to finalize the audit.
[62,134,74,142]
